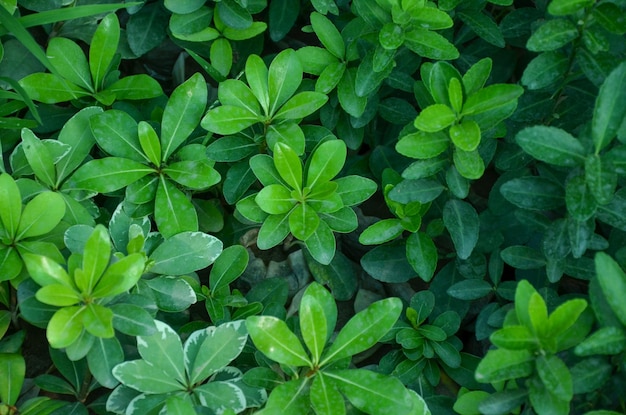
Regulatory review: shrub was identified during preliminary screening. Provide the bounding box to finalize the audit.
[0,0,625,414]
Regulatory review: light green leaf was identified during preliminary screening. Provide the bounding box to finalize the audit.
[161,73,207,161]
[218,79,261,115]
[210,245,249,292]
[144,276,196,312]
[138,121,161,168]
[22,252,73,288]
[404,27,459,60]
[321,297,401,365]
[106,74,163,101]
[47,37,92,92]
[301,282,337,364]
[154,177,198,238]
[359,219,403,245]
[47,306,85,349]
[311,372,345,415]
[273,91,328,121]
[20,128,56,187]
[326,369,413,415]
[89,13,120,90]
[245,54,270,115]
[289,203,320,241]
[18,73,90,104]
[475,349,534,383]
[334,175,377,206]
[575,326,626,356]
[201,105,261,135]
[304,219,336,265]
[66,157,154,193]
[35,284,80,307]
[306,140,346,188]
[262,378,311,413]
[316,61,346,94]
[163,160,221,191]
[414,104,457,133]
[83,303,114,338]
[516,125,586,167]
[548,298,587,338]
[0,353,25,406]
[337,67,367,118]
[462,84,524,116]
[15,191,64,240]
[449,120,480,152]
[0,173,21,238]
[246,315,312,367]
[548,0,594,16]
[91,253,145,298]
[257,212,291,249]
[592,62,626,153]
[268,49,302,115]
[266,122,306,156]
[76,225,110,295]
[273,142,302,190]
[396,130,449,159]
[256,185,296,215]
[489,325,537,350]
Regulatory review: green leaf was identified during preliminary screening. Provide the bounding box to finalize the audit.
[202,105,261,135]
[15,191,64,240]
[489,325,537,349]
[326,369,413,415]
[18,74,90,105]
[536,354,573,401]
[300,282,337,364]
[521,51,569,90]
[144,276,196,312]
[526,18,578,52]
[246,315,312,367]
[548,298,587,338]
[359,219,404,245]
[310,11,344,59]
[194,381,246,413]
[289,203,320,241]
[462,58,492,96]
[548,0,594,16]
[89,110,146,162]
[22,253,72,288]
[89,13,119,90]
[361,243,415,283]
[516,125,586,167]
[0,353,25,405]
[321,297,401,365]
[257,212,291,249]
[388,178,444,204]
[216,0,252,29]
[106,74,163,101]
[245,54,270,114]
[273,91,328,121]
[126,2,168,56]
[266,122,306,156]
[218,79,261,115]
[443,199,479,260]
[206,135,257,162]
[268,49,302,115]
[137,121,161,168]
[475,349,534,383]
[66,158,154,193]
[595,252,626,327]
[449,120,480,152]
[154,177,198,238]
[269,0,299,41]
[209,245,248,293]
[149,231,222,275]
[500,177,565,210]
[20,128,56,187]
[111,303,156,337]
[306,140,346,188]
[113,359,183,394]
[262,378,311,413]
[35,284,80,307]
[404,28,459,60]
[463,84,524,116]
[135,320,185,381]
[75,224,110,296]
[47,37,92,91]
[186,321,247,384]
[256,185,296,215]
[458,10,505,48]
[592,3,626,34]
[592,62,626,153]
[316,61,345,94]
[0,173,21,238]
[406,232,438,282]
[273,142,302,190]
[447,279,493,301]
[82,303,114,338]
[355,50,394,97]
[337,67,367,118]
[161,73,207,161]
[311,372,345,415]
[396,130,449,159]
[575,326,626,356]
[585,154,616,205]
[334,175,377,206]
[163,160,221,190]
[414,104,457,133]
[501,246,546,269]
[210,37,232,77]
[47,306,85,349]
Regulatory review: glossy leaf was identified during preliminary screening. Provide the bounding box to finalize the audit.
[310,11,344,59]
[268,49,302,114]
[15,191,64,240]
[516,125,586,167]
[138,121,161,168]
[404,28,459,60]
[595,252,626,327]
[113,359,183,394]
[321,297,401,365]
[0,173,21,238]
[311,372,345,415]
[47,37,91,91]
[67,157,154,193]
[245,54,270,114]
[526,18,578,52]
[521,51,569,90]
[500,177,565,210]
[593,62,626,153]
[47,306,85,349]
[536,354,573,401]
[462,84,524,116]
[0,353,25,405]
[257,212,291,249]
[20,128,56,187]
[202,105,261,135]
[89,110,146,162]
[154,177,198,238]
[89,13,119,90]
[475,349,534,383]
[396,130,449,159]
[300,282,337,364]
[246,315,312,367]
[443,199,479,260]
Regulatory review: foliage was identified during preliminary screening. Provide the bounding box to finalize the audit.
[0,0,625,414]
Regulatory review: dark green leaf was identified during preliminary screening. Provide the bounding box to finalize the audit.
[475,349,534,383]
[150,231,222,275]
[458,11,505,48]
[154,177,198,238]
[89,13,119,90]
[388,178,444,204]
[526,18,578,52]
[521,51,569,90]
[443,199,479,260]
[0,353,24,405]
[406,232,438,282]
[515,126,586,167]
[592,61,626,153]
[269,0,299,41]
[404,28,459,60]
[501,246,546,269]
[595,252,626,327]
[361,243,416,283]
[126,2,168,56]
[500,177,565,210]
